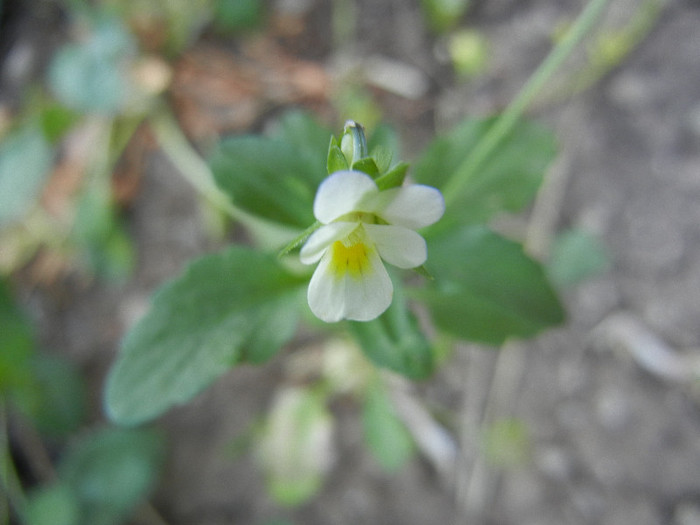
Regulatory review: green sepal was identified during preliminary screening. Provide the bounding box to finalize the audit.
[326,136,349,174]
[351,156,380,178]
[277,220,322,258]
[371,144,393,174]
[375,162,409,190]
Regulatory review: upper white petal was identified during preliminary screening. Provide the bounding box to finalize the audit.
[313,170,378,224]
[370,185,445,230]
[300,222,358,264]
[307,247,392,323]
[364,224,427,269]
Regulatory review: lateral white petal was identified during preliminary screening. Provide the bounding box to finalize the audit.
[374,185,445,229]
[364,224,427,269]
[307,247,392,323]
[300,222,358,264]
[314,170,378,224]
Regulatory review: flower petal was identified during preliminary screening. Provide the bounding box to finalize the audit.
[370,185,445,229]
[307,243,392,322]
[364,224,427,269]
[313,170,378,224]
[300,222,358,264]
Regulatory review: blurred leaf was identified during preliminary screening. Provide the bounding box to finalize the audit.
[482,418,530,468]
[105,247,305,426]
[423,226,565,345]
[49,17,135,113]
[24,353,87,438]
[362,384,414,471]
[59,427,164,525]
[547,229,609,288]
[213,0,264,33]
[73,185,134,280]
[26,483,81,525]
[210,114,330,228]
[272,111,331,174]
[0,121,53,225]
[40,104,80,143]
[420,0,470,33]
[349,281,434,379]
[0,278,35,395]
[414,117,557,231]
[258,387,333,506]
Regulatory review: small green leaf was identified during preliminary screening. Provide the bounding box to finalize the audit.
[423,226,565,345]
[375,161,409,191]
[414,117,557,230]
[547,229,609,287]
[105,247,305,425]
[0,121,53,225]
[349,281,434,379]
[362,384,414,471]
[59,427,164,525]
[48,17,135,113]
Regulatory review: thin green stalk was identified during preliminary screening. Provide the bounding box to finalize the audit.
[0,399,26,524]
[442,0,611,207]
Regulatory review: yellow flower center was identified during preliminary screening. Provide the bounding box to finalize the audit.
[330,240,371,279]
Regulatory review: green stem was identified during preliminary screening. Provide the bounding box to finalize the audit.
[442,0,610,207]
[149,109,239,219]
[0,398,26,524]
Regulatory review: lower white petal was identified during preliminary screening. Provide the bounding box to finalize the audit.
[364,224,427,269]
[307,242,393,323]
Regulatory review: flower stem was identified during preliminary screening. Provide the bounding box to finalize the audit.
[442,0,611,207]
[0,398,27,524]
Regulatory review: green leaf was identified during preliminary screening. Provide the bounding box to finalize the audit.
[0,121,53,225]
[26,483,81,525]
[362,384,414,471]
[547,229,609,288]
[273,111,331,163]
[59,427,164,525]
[0,277,36,395]
[48,17,135,113]
[349,281,434,379]
[420,0,471,33]
[414,117,557,230]
[423,226,565,345]
[105,247,304,425]
[24,353,87,438]
[212,0,264,33]
[210,135,326,228]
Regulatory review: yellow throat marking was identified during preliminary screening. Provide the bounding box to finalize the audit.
[330,240,371,279]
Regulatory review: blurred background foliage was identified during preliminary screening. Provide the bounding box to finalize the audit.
[0,0,659,522]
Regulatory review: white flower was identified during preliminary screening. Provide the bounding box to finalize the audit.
[300,170,444,323]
